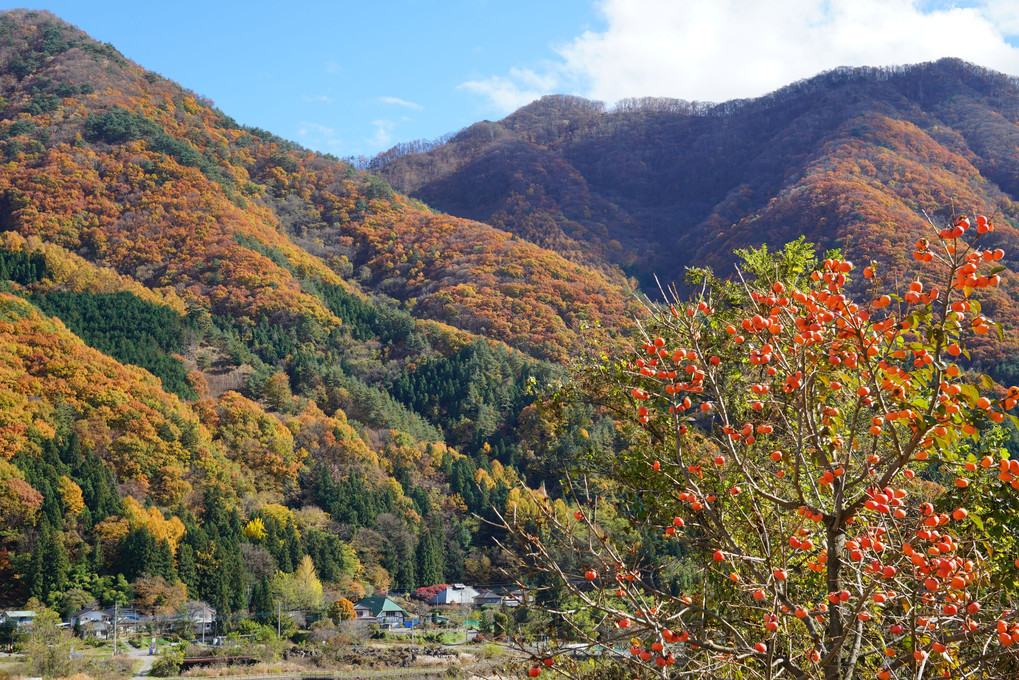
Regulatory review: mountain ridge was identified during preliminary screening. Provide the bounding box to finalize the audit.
[373,57,1019,378]
[0,9,624,609]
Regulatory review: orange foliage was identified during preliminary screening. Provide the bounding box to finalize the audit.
[0,294,206,477]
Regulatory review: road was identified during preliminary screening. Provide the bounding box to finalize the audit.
[125,642,156,678]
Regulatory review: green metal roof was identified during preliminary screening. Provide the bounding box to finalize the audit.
[356,596,407,617]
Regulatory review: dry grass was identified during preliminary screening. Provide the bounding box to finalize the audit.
[182,660,310,677]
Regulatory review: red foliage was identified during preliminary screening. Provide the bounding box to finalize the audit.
[411,583,448,601]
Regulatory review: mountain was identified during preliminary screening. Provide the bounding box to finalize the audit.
[0,9,630,611]
[5,6,1017,622]
[372,59,1019,379]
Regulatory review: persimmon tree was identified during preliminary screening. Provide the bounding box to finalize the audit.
[501,219,1019,679]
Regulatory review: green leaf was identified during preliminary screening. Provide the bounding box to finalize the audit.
[959,384,979,406]
[1008,413,1019,433]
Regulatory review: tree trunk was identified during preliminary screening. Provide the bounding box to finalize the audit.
[825,520,847,680]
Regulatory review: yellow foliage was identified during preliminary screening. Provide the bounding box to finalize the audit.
[552,498,569,518]
[505,487,543,521]
[474,467,495,491]
[284,402,378,470]
[362,563,391,592]
[122,495,185,553]
[0,461,42,528]
[271,555,323,609]
[57,475,84,517]
[243,517,267,542]
[214,392,303,488]
[94,517,130,543]
[445,494,468,513]
[490,459,505,482]
[260,503,296,530]
[152,465,192,507]
[424,442,448,468]
[328,597,356,621]
[294,506,330,531]
[93,516,129,569]
[0,232,187,314]
[383,476,404,499]
[31,419,55,440]
[132,575,187,616]
[0,294,211,491]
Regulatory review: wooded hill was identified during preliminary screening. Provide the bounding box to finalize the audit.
[0,9,631,616]
[373,59,1019,381]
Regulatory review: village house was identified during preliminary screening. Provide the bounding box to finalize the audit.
[70,608,110,638]
[427,583,479,606]
[181,601,217,636]
[100,606,147,635]
[472,589,503,607]
[1,610,36,629]
[354,596,409,628]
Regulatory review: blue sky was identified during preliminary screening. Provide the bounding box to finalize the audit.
[21,1,1019,159]
[28,0,602,159]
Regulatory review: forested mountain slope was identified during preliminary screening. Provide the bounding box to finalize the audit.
[0,9,629,612]
[374,59,1019,379]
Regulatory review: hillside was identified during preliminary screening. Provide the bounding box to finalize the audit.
[0,9,629,612]
[373,59,1019,379]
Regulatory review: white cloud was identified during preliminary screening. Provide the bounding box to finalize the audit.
[297,121,342,152]
[303,95,334,103]
[379,96,423,110]
[370,119,398,149]
[462,0,1019,112]
[324,61,342,75]
[459,67,562,112]
[979,0,1019,36]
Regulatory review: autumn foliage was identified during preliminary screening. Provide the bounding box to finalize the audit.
[0,9,627,610]
[0,9,634,359]
[376,63,1019,376]
[506,220,1019,678]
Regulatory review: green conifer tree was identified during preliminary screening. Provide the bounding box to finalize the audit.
[249,577,273,625]
[177,543,199,597]
[416,525,443,586]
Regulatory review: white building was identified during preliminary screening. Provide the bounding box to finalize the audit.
[71,609,110,638]
[1,610,36,629]
[181,601,217,635]
[427,584,480,606]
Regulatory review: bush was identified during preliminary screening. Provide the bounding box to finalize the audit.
[479,642,505,659]
[88,654,138,679]
[148,646,184,677]
[229,618,278,643]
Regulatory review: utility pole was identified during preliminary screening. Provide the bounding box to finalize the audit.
[112,601,118,656]
[277,600,281,638]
